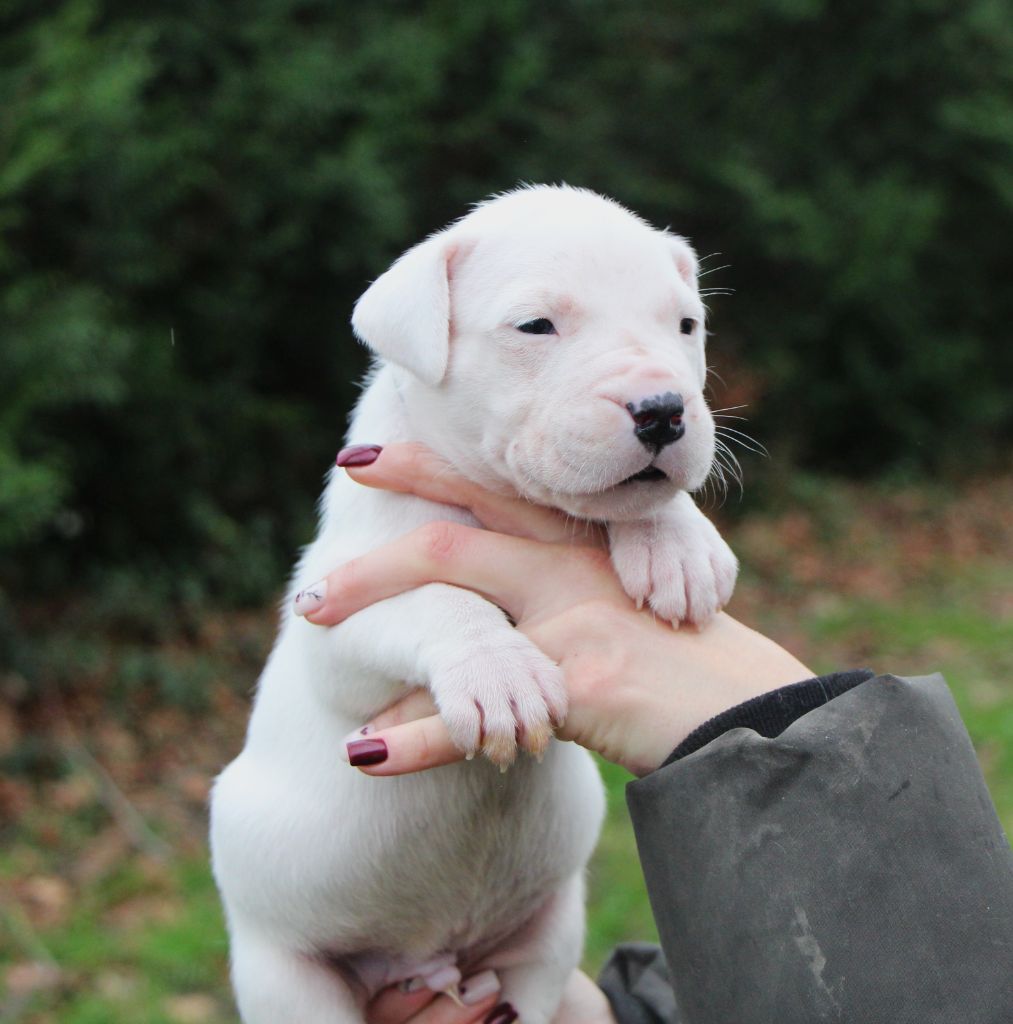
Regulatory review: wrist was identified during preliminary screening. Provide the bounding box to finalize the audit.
[617,613,813,775]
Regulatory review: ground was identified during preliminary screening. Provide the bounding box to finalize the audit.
[2,477,1011,1023]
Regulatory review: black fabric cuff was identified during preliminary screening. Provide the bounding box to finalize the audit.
[662,669,876,766]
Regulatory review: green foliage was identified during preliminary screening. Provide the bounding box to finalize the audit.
[1,0,1010,615]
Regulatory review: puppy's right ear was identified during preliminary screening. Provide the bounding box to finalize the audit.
[351,232,458,386]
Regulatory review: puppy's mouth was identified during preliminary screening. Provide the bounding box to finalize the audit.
[618,465,668,485]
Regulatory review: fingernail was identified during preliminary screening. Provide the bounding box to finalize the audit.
[484,1003,518,1024]
[336,444,383,467]
[347,738,388,767]
[293,580,327,616]
[398,976,426,993]
[338,726,373,761]
[460,970,501,1006]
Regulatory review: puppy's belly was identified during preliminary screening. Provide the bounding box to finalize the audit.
[212,736,602,959]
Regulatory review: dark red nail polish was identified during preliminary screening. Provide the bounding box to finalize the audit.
[336,444,383,468]
[484,1003,518,1024]
[347,738,388,766]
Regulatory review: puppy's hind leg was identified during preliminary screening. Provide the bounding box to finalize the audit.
[230,927,363,1024]
[488,873,588,1024]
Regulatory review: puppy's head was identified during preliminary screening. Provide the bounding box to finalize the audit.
[352,185,714,521]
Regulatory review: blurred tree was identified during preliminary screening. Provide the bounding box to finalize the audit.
[0,0,1010,610]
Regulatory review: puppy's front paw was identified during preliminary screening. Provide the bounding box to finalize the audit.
[430,633,567,767]
[610,501,738,626]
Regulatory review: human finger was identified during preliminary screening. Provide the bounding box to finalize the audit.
[296,521,621,627]
[346,684,589,775]
[345,714,463,776]
[340,442,605,547]
[366,984,434,1024]
[349,688,438,738]
[367,970,506,1024]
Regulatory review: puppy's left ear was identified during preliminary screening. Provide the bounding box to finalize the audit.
[666,234,700,293]
[351,231,459,386]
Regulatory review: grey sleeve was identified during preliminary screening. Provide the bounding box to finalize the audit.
[599,674,1013,1024]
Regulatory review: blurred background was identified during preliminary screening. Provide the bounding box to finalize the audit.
[1,1,1011,1020]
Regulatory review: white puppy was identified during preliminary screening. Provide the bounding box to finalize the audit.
[210,185,737,1023]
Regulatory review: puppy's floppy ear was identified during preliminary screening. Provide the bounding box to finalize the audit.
[666,233,700,292]
[351,231,458,386]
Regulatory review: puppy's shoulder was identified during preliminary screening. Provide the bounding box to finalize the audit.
[299,470,478,592]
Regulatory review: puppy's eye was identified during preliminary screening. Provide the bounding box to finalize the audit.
[517,318,557,335]
[680,318,697,335]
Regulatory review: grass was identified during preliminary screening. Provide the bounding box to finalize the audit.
[584,758,659,968]
[2,477,1011,1021]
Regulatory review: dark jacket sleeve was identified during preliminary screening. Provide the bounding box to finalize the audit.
[598,673,1013,1024]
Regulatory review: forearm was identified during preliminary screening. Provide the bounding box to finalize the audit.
[610,673,1013,1024]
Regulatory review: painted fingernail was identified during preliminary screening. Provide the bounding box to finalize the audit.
[460,970,501,1006]
[347,738,388,767]
[294,580,328,616]
[484,1003,518,1024]
[338,726,373,761]
[336,444,383,467]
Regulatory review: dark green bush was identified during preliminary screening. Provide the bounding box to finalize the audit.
[1,0,1010,612]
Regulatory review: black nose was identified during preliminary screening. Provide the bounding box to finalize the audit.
[626,392,685,450]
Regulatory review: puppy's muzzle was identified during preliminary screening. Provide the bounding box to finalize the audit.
[626,391,685,451]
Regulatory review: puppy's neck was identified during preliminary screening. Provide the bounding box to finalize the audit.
[347,364,424,448]
[346,364,507,490]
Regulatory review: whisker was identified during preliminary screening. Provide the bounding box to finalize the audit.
[714,440,744,481]
[706,445,741,505]
[717,436,766,462]
[698,263,731,279]
[698,460,723,507]
[716,426,769,458]
[712,444,744,501]
[698,469,720,508]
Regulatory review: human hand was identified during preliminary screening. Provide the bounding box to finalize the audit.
[300,443,812,776]
[365,969,615,1024]
[364,968,507,1024]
